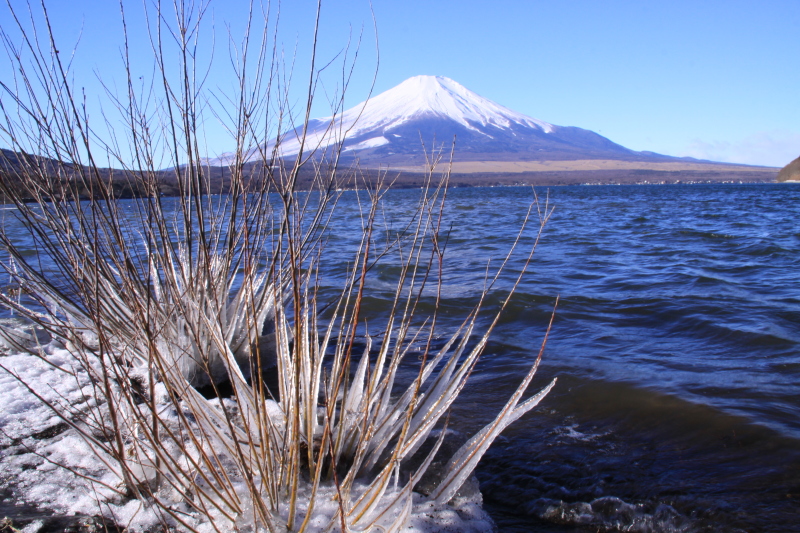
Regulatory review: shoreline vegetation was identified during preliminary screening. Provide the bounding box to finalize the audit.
[0,1,558,532]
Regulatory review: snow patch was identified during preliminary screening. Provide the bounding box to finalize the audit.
[0,335,496,532]
[343,135,391,152]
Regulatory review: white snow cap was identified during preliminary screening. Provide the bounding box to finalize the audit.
[208,75,553,165]
[345,75,553,135]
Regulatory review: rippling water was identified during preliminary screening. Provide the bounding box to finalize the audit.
[327,183,800,532]
[3,183,799,532]
[402,183,800,533]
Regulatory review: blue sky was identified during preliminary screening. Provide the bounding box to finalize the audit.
[2,0,799,167]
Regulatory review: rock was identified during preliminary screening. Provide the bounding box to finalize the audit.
[777,155,800,182]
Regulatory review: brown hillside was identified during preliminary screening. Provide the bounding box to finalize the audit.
[777,156,800,182]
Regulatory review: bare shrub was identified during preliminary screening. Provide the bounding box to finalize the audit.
[0,1,556,531]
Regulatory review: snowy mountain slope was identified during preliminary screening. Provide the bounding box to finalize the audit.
[336,75,555,136]
[206,75,652,167]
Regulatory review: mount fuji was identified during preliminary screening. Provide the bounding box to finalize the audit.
[0,76,776,195]
[207,75,661,168]
[204,76,779,187]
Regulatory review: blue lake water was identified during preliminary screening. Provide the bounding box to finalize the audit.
[2,183,799,532]
[401,183,800,533]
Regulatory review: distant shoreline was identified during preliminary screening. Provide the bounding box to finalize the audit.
[361,167,778,189]
[0,175,783,204]
[1,147,780,201]
[391,159,777,174]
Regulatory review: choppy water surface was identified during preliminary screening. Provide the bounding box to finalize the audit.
[3,183,799,532]
[371,183,800,532]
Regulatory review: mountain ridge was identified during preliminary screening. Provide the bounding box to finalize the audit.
[206,76,777,174]
[207,75,676,167]
[2,75,777,191]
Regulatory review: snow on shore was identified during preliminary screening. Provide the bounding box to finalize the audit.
[0,333,496,532]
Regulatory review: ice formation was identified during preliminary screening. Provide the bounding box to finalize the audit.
[0,330,498,532]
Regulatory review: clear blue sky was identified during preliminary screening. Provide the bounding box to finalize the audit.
[2,0,799,167]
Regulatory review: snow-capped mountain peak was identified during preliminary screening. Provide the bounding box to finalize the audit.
[206,75,558,165]
[205,75,633,166]
[343,75,554,135]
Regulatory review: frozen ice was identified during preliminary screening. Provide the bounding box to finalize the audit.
[0,337,496,532]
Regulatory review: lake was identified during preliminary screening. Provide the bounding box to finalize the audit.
[392,183,799,533]
[1,182,798,532]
